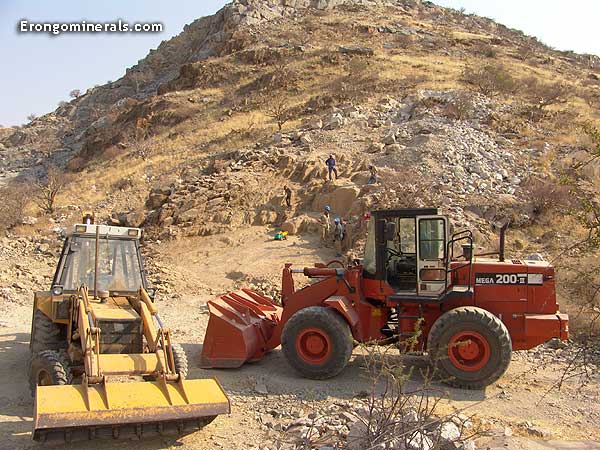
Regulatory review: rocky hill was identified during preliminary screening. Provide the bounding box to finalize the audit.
[2,1,600,448]
[2,0,600,303]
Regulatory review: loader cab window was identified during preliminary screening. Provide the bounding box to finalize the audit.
[363,217,376,275]
[419,219,446,260]
[386,218,418,291]
[58,236,144,294]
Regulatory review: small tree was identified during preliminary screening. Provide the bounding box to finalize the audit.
[462,63,517,98]
[523,78,571,117]
[27,113,37,122]
[69,89,81,99]
[0,183,32,232]
[35,166,68,214]
[266,98,291,131]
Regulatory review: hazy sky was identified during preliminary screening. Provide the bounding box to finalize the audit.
[0,0,598,126]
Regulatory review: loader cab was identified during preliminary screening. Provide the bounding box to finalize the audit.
[52,223,147,296]
[363,208,449,297]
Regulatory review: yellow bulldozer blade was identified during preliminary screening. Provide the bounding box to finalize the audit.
[33,378,230,442]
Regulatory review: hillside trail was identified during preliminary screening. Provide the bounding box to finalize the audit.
[0,226,598,450]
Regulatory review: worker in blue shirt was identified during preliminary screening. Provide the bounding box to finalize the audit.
[325,154,338,181]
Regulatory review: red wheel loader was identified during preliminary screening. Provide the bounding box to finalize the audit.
[200,208,569,389]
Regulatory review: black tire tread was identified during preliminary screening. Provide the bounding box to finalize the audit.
[427,306,512,389]
[30,309,66,354]
[282,306,353,380]
[171,343,189,379]
[29,349,72,397]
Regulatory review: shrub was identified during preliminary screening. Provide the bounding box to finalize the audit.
[522,77,571,117]
[524,177,571,215]
[0,183,32,232]
[69,89,81,98]
[474,42,497,58]
[265,98,291,131]
[462,63,517,98]
[34,166,69,214]
[444,93,473,120]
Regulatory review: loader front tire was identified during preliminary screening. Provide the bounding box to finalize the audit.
[171,343,189,379]
[30,310,66,354]
[427,306,512,390]
[282,307,353,380]
[29,350,71,397]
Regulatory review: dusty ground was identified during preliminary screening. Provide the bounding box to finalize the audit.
[0,227,599,450]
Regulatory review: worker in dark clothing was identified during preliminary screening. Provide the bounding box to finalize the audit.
[325,154,338,181]
[284,185,292,207]
[367,165,377,184]
[333,217,344,256]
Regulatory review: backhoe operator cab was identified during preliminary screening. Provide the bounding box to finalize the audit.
[52,223,147,297]
[364,208,453,298]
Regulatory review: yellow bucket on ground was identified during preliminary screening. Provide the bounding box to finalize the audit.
[33,378,230,442]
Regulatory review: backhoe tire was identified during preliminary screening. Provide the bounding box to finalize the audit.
[171,343,189,379]
[29,350,71,397]
[282,307,353,380]
[427,306,512,390]
[144,343,189,381]
[30,310,66,354]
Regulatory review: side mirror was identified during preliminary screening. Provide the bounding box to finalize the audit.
[385,222,396,242]
[146,287,156,301]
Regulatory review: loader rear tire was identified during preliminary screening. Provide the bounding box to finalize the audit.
[282,307,353,380]
[427,306,512,390]
[171,343,189,379]
[30,310,66,354]
[29,350,71,397]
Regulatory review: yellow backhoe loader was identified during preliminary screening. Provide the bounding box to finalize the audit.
[29,221,229,442]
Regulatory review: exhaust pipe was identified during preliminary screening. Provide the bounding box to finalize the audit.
[499,221,509,262]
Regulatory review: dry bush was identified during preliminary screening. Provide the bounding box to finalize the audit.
[444,93,473,120]
[521,78,571,120]
[462,63,517,98]
[0,183,32,232]
[394,33,414,49]
[265,98,292,131]
[69,89,81,99]
[34,166,70,215]
[524,177,571,216]
[283,343,477,449]
[238,62,298,96]
[328,58,380,102]
[474,42,497,58]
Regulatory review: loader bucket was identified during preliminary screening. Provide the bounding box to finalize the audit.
[33,378,230,442]
[200,289,283,368]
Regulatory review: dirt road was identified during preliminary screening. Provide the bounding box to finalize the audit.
[0,228,598,449]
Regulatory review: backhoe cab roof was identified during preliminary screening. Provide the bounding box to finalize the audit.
[372,208,441,218]
[67,223,142,239]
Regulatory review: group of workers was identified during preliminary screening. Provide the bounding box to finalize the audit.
[319,205,352,256]
[278,154,378,256]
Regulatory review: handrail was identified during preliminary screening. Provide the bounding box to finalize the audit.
[444,230,474,292]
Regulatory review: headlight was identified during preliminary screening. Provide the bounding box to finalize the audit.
[51,285,63,296]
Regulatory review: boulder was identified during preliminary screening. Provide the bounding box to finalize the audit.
[366,142,385,153]
[324,113,344,130]
[254,209,278,225]
[124,210,146,228]
[281,215,320,235]
[147,193,169,209]
[382,131,396,145]
[312,184,360,216]
[178,207,202,222]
